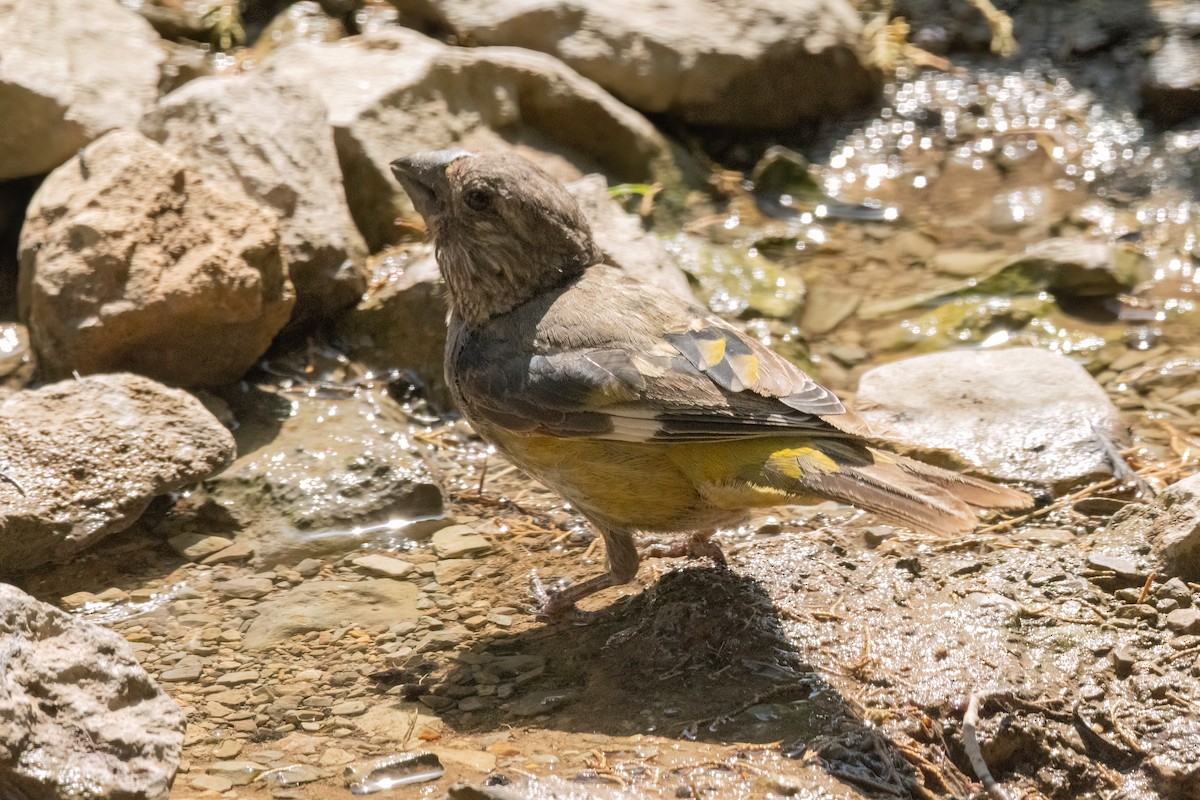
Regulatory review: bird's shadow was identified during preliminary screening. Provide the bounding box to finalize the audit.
[399,566,932,796]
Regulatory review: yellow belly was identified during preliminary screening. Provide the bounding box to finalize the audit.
[489,433,829,531]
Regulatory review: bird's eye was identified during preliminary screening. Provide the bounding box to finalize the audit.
[464,188,492,212]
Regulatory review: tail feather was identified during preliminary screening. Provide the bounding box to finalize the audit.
[779,445,1032,536]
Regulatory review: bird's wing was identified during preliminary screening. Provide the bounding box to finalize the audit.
[456,314,873,443]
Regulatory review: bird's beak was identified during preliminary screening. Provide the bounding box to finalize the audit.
[390,149,471,221]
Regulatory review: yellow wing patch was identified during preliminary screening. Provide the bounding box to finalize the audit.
[767,447,840,479]
[694,335,727,369]
[726,352,759,388]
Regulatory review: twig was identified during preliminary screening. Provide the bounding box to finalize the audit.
[976,478,1117,534]
[0,471,26,496]
[1135,572,1157,605]
[963,691,1010,800]
[1168,644,1200,663]
[1092,422,1154,499]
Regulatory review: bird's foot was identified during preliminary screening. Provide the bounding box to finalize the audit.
[640,531,727,566]
[528,571,614,624]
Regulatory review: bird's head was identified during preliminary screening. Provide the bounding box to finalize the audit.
[390,150,602,325]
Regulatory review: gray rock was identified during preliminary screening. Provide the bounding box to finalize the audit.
[1087,552,1147,582]
[168,533,235,561]
[256,27,684,251]
[509,688,577,717]
[393,0,878,129]
[1148,474,1200,580]
[855,347,1123,490]
[18,129,295,386]
[214,577,274,599]
[205,383,442,563]
[0,373,236,572]
[432,525,491,559]
[1093,474,1200,583]
[1166,608,1200,635]
[243,579,421,649]
[141,71,369,328]
[351,554,416,579]
[0,0,164,180]
[0,583,184,800]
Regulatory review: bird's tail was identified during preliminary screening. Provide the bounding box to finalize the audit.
[766,442,1033,535]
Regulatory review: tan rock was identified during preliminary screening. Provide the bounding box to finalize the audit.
[0,373,235,571]
[19,129,294,386]
[390,0,878,128]
[0,0,164,179]
[257,27,685,251]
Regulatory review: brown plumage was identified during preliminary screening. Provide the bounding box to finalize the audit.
[390,150,1032,616]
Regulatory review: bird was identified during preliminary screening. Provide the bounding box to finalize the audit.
[389,149,1033,617]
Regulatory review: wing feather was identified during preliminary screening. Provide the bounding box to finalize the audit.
[455,308,868,443]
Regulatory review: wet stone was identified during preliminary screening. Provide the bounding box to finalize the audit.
[203,541,255,565]
[1110,645,1137,676]
[169,533,234,560]
[266,764,323,786]
[190,774,234,792]
[294,558,324,577]
[432,525,491,559]
[159,664,203,682]
[1165,608,1200,634]
[215,577,274,599]
[60,591,99,609]
[351,554,416,579]
[1087,552,1146,581]
[208,760,267,786]
[1159,577,1193,604]
[434,559,476,586]
[509,688,576,717]
[1114,604,1158,622]
[217,670,260,685]
[1027,568,1064,587]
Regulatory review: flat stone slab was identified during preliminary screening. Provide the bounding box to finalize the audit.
[855,347,1122,490]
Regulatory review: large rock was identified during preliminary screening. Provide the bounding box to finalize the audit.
[1092,473,1200,583]
[855,347,1123,490]
[0,583,185,799]
[335,174,695,407]
[391,0,878,128]
[141,71,369,328]
[0,0,164,180]
[0,373,236,572]
[256,27,684,250]
[205,381,442,563]
[18,130,295,386]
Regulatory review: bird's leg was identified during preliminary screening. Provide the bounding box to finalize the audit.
[532,521,639,621]
[640,530,726,566]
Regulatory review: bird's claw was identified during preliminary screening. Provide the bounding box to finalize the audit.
[527,570,606,624]
[640,532,727,566]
